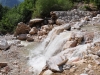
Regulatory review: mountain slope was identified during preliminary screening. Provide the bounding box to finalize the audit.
[0,0,24,7]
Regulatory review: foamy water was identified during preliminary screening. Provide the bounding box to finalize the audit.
[28,23,100,75]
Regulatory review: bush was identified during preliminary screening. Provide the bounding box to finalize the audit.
[0,8,23,33]
[33,0,73,18]
[0,0,35,34]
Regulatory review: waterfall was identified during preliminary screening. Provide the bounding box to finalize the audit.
[28,24,91,75]
[28,25,73,75]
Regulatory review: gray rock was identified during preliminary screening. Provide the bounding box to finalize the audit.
[0,39,9,50]
[17,34,27,40]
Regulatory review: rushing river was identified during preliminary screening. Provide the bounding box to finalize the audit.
[28,25,88,75]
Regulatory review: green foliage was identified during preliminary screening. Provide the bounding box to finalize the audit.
[33,0,73,17]
[0,0,35,34]
[0,7,22,33]
[91,0,100,9]
[0,0,100,34]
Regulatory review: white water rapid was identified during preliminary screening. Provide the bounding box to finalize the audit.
[28,25,90,75]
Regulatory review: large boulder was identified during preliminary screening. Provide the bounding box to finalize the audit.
[0,39,9,50]
[29,18,44,28]
[14,22,30,37]
[29,27,38,35]
[17,34,27,40]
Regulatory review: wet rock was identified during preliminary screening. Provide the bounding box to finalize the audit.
[63,41,77,50]
[14,22,30,37]
[0,39,10,50]
[63,24,71,30]
[0,62,7,68]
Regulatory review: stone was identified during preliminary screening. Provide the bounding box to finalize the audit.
[26,37,34,42]
[56,19,65,25]
[0,39,9,50]
[63,24,71,30]
[17,34,27,40]
[14,22,30,37]
[43,70,53,75]
[63,41,77,50]
[29,18,43,28]
[0,62,7,68]
[29,27,38,35]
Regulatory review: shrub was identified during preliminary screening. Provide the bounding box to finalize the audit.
[33,0,73,18]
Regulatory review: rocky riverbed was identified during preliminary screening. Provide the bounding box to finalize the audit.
[0,35,40,75]
[1,9,100,75]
